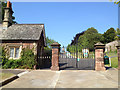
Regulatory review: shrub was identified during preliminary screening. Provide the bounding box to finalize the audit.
[1,46,36,69]
[21,48,36,69]
[0,46,9,68]
[2,59,22,69]
[11,59,22,69]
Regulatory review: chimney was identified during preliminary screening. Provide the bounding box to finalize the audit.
[3,1,13,29]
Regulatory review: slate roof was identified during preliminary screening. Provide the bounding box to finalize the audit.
[94,42,105,46]
[1,24,45,40]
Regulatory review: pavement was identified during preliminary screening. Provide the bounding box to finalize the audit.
[1,68,119,88]
[0,69,26,75]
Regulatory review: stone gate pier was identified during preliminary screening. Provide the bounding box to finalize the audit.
[116,45,120,70]
[51,42,61,71]
[94,42,106,71]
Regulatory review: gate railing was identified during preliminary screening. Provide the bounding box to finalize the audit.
[38,49,52,69]
[60,46,95,59]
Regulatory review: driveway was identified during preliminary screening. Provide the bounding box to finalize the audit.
[2,69,118,88]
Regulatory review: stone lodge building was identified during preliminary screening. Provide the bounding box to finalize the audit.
[0,1,47,68]
[105,40,120,52]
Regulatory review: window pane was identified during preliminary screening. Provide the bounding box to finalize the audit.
[10,48,14,57]
[15,48,19,58]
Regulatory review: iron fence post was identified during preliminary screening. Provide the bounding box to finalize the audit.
[76,44,78,69]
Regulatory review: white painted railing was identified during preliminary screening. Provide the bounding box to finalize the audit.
[109,56,118,67]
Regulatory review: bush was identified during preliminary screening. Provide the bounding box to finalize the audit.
[2,59,22,69]
[11,59,22,69]
[1,46,36,69]
[0,46,9,68]
[21,48,36,69]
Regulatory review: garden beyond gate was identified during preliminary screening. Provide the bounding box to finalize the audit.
[59,46,95,70]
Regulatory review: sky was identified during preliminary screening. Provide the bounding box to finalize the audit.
[12,2,118,47]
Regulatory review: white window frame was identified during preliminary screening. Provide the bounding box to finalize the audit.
[9,47,20,59]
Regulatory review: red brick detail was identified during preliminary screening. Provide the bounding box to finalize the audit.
[22,43,34,49]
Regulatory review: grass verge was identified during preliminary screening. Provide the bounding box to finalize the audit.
[0,72,15,81]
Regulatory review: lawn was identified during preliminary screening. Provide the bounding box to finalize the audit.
[105,52,118,68]
[0,72,15,81]
[111,57,118,68]
[106,52,117,57]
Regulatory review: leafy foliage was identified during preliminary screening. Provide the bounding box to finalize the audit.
[0,46,8,68]
[115,28,120,40]
[102,28,116,44]
[78,27,103,51]
[67,27,102,52]
[20,48,36,69]
[113,0,120,4]
[67,27,119,53]
[3,59,22,69]
[1,46,36,69]
[44,37,57,54]
[45,37,56,49]
[44,37,57,56]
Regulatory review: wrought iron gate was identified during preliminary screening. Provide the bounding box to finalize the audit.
[59,46,95,70]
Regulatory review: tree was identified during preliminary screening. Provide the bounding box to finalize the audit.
[44,37,57,51]
[114,0,120,4]
[67,27,102,52]
[2,1,17,24]
[114,28,120,40]
[78,27,102,51]
[109,0,120,4]
[67,44,70,52]
[46,37,56,48]
[102,28,116,44]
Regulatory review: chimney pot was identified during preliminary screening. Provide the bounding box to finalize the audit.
[7,1,10,8]
[3,1,13,29]
[7,1,12,10]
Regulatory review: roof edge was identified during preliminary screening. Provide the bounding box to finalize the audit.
[13,24,44,25]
